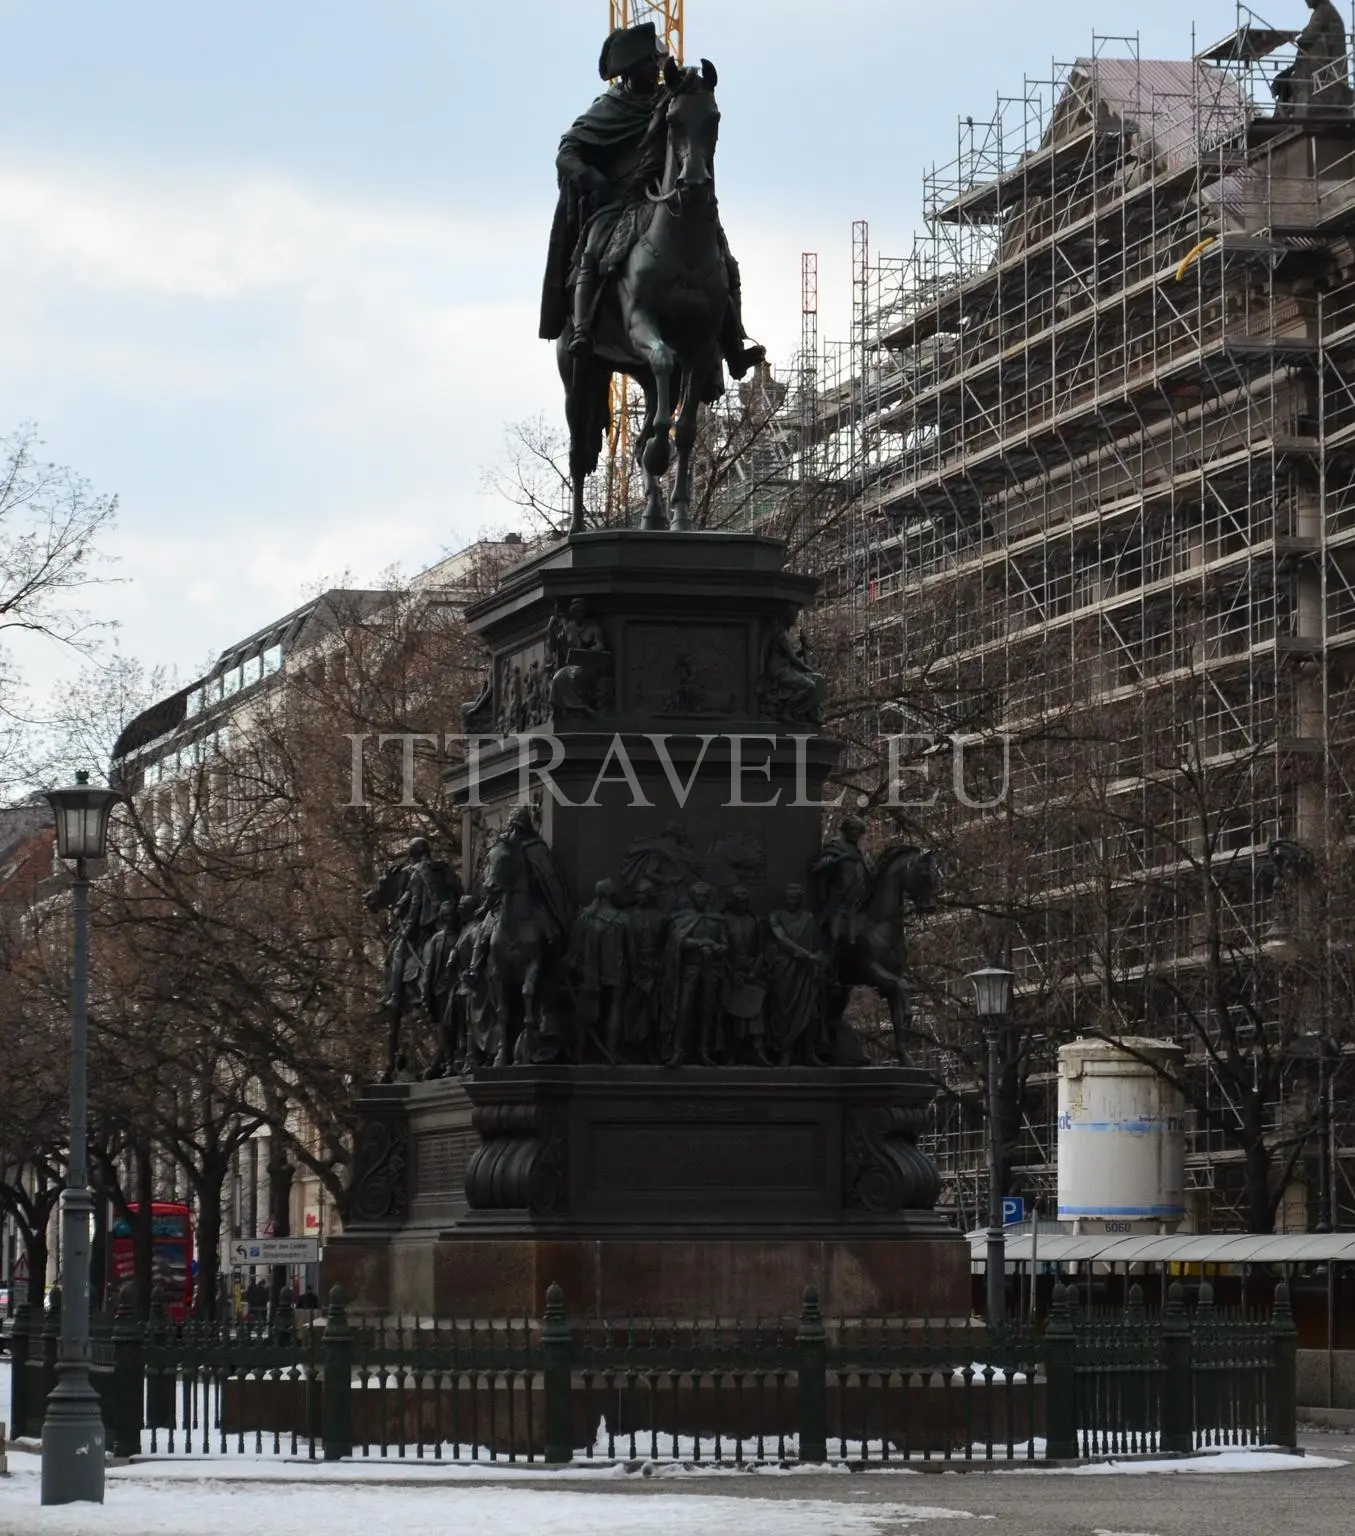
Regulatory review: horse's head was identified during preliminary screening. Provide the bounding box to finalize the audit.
[869,843,940,917]
[659,57,720,199]
[483,835,523,900]
[903,847,940,912]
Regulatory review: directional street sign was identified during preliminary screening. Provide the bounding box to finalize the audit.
[229,1238,320,1268]
[1001,1196,1026,1226]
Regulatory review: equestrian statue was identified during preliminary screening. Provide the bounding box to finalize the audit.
[812,817,939,1065]
[540,21,765,534]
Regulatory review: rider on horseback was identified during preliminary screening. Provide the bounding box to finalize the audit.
[811,815,873,978]
[539,21,765,379]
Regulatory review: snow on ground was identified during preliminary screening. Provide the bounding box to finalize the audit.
[1065,1449,1347,1475]
[0,1454,974,1536]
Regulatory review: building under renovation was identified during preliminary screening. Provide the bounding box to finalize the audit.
[794,16,1355,1232]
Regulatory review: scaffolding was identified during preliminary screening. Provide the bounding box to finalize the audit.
[800,11,1355,1231]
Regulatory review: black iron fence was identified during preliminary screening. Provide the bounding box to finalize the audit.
[8,1277,1297,1466]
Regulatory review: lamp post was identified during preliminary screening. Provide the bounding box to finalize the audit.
[968,964,1015,1328]
[1316,1032,1335,1235]
[40,771,127,1507]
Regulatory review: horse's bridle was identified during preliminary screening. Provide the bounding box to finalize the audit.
[646,179,685,215]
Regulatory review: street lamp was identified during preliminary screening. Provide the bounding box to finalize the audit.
[1314,1033,1336,1236]
[40,771,127,1507]
[968,964,1015,1328]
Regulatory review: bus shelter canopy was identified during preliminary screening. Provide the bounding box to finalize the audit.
[966,1229,1355,1265]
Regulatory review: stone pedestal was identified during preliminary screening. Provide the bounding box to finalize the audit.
[327,1069,970,1320]
[448,529,838,914]
[326,530,970,1323]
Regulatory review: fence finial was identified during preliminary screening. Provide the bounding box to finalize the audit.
[544,1281,566,1325]
[114,1282,137,1322]
[1271,1279,1294,1325]
[1048,1280,1070,1325]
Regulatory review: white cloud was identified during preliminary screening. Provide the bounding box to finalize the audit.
[0,163,536,302]
[0,156,817,698]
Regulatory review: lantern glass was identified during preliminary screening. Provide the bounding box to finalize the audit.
[45,772,127,863]
[967,965,1014,1018]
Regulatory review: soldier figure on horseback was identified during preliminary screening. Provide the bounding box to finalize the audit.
[812,815,873,976]
[539,21,764,380]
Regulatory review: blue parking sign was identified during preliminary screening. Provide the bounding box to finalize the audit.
[1001,1196,1025,1225]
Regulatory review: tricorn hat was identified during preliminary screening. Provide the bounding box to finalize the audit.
[598,21,663,80]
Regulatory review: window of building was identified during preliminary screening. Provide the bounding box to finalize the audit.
[262,643,283,677]
[186,686,203,718]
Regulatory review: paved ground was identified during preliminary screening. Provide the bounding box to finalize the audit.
[510,1430,1355,1535]
[1,1433,1348,1535]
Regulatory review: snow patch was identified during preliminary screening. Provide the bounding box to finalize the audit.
[1068,1449,1346,1476]
[0,1459,975,1536]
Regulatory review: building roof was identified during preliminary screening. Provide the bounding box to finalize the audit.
[109,587,390,769]
[930,55,1250,229]
[1058,57,1250,169]
[109,537,528,778]
[110,683,195,765]
[0,800,55,903]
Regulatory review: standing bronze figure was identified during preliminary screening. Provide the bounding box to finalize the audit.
[420,900,463,1078]
[568,878,630,1061]
[722,885,770,1064]
[363,838,463,1082]
[659,881,728,1066]
[766,883,828,1066]
[621,878,665,1053]
[540,23,763,533]
[473,808,574,1067]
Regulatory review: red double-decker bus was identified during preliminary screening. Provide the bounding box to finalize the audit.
[108,1202,194,1321]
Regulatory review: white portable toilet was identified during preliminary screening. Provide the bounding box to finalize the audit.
[1057,1037,1185,1235]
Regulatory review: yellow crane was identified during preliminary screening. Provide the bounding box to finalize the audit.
[602,3,684,522]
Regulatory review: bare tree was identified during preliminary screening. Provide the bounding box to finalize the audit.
[0,425,118,791]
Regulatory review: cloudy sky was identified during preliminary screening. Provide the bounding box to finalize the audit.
[0,0,1264,697]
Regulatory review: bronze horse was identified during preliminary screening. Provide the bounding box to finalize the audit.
[558,59,727,533]
[825,844,938,1065]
